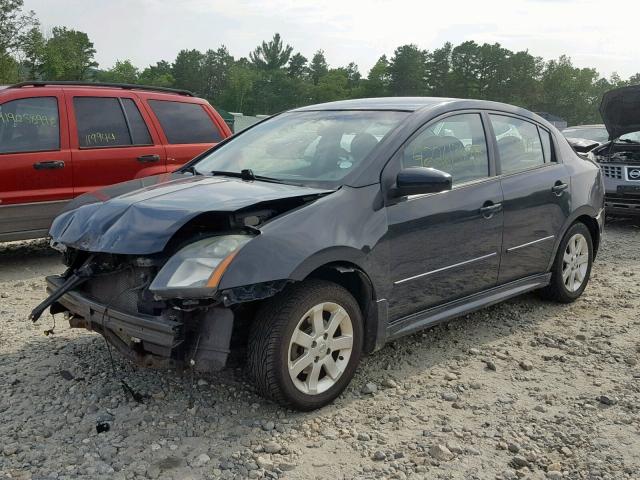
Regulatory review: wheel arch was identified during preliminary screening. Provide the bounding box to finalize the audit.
[304,261,380,354]
[547,205,601,271]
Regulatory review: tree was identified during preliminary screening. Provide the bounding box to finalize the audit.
[313,69,349,103]
[1,0,36,58]
[362,55,390,97]
[309,50,328,85]
[202,46,234,101]
[40,27,97,80]
[172,49,204,93]
[138,60,174,87]
[249,33,292,70]
[449,41,481,98]
[20,25,45,79]
[221,61,257,112]
[96,59,139,84]
[389,44,427,96]
[425,42,452,96]
[287,52,308,78]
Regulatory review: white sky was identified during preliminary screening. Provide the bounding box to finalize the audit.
[23,0,640,79]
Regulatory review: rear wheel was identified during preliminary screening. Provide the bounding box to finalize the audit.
[247,279,363,410]
[540,222,593,303]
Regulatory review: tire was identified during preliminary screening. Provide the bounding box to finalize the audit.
[540,222,593,303]
[247,279,363,411]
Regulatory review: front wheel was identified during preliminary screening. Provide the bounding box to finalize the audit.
[247,279,363,410]
[540,222,593,303]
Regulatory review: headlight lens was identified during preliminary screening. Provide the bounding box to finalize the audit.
[150,234,252,296]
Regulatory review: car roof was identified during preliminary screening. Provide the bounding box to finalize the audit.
[292,97,550,121]
[563,124,605,129]
[3,81,195,98]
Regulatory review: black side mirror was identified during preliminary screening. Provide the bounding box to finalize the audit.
[393,167,452,197]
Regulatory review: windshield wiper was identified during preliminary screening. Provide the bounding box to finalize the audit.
[210,169,290,184]
[617,138,640,144]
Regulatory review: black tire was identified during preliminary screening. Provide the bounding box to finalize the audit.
[247,279,363,411]
[539,222,593,303]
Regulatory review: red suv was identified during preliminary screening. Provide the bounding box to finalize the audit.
[0,81,232,242]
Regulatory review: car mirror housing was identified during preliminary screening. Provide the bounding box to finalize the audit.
[394,167,452,197]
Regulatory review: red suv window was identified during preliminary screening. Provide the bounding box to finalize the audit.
[74,97,152,148]
[0,97,60,154]
[148,99,222,144]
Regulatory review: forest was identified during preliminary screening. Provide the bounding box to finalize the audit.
[2,0,639,125]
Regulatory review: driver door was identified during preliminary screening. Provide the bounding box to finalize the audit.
[382,112,504,320]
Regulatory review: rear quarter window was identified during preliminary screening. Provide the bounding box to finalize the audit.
[148,100,222,144]
[0,97,60,154]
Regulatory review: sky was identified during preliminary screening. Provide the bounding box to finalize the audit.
[23,0,640,79]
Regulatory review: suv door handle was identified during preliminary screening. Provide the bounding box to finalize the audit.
[479,202,502,218]
[137,154,160,163]
[552,181,569,196]
[33,161,65,170]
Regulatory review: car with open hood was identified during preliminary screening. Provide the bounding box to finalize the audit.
[587,85,640,216]
[31,97,604,410]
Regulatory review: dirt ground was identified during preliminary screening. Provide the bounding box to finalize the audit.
[1,218,639,480]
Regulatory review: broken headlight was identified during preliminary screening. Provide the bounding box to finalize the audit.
[149,234,252,297]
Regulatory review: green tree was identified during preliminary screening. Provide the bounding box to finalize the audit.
[138,60,174,87]
[220,61,257,112]
[449,40,481,98]
[389,44,428,96]
[287,52,308,78]
[202,46,233,101]
[40,27,97,80]
[20,25,45,79]
[172,49,204,93]
[309,50,328,85]
[249,33,292,70]
[96,59,139,83]
[425,42,452,96]
[362,55,390,97]
[313,68,349,103]
[1,0,35,57]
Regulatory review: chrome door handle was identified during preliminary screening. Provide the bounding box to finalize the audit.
[552,182,569,196]
[479,202,502,218]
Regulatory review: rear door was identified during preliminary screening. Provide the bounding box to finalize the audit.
[487,113,571,283]
[142,96,226,170]
[66,90,167,197]
[0,90,72,239]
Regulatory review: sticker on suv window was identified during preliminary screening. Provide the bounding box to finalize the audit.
[85,132,117,146]
[1,112,57,127]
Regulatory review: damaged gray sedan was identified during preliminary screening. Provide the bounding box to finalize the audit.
[32,98,604,410]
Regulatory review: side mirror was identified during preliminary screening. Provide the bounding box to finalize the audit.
[394,167,452,197]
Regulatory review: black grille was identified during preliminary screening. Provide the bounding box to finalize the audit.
[80,266,156,314]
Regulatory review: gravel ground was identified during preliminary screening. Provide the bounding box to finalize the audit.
[1,218,639,480]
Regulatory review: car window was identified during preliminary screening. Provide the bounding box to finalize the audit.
[194,110,407,184]
[148,100,222,144]
[539,128,554,162]
[402,113,489,185]
[0,97,60,154]
[74,97,133,148]
[121,98,152,145]
[490,115,545,174]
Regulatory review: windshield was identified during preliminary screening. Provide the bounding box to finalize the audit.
[193,110,408,185]
[619,131,640,143]
[562,127,609,143]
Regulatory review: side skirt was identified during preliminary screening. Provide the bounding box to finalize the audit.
[385,273,552,342]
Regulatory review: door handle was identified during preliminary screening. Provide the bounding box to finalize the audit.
[479,202,502,219]
[33,161,65,170]
[137,154,160,163]
[552,181,569,196]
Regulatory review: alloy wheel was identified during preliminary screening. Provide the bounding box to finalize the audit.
[562,233,589,292]
[287,302,353,395]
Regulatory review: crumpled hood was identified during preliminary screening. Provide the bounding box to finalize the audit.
[50,173,333,254]
[600,85,640,140]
